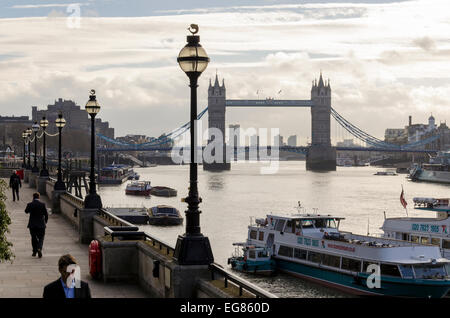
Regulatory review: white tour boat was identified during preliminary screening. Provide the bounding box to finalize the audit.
[381,197,450,259]
[244,212,450,297]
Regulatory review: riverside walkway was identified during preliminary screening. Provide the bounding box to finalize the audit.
[0,179,148,298]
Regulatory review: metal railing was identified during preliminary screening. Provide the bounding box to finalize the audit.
[209,263,277,298]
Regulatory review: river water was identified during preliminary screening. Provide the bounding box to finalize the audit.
[97,161,450,297]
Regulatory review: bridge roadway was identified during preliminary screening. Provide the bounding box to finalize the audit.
[97,146,438,154]
[0,180,148,298]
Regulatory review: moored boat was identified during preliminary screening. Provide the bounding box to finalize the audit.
[228,242,276,276]
[148,205,183,225]
[374,170,397,176]
[99,164,134,184]
[125,181,151,196]
[150,186,177,197]
[243,210,450,297]
[409,151,450,184]
[381,197,450,259]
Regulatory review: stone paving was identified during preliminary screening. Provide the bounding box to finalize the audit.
[0,179,148,298]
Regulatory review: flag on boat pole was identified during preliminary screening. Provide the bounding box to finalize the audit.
[400,185,408,216]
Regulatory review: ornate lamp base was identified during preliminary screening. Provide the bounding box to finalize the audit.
[84,192,102,209]
[173,234,214,265]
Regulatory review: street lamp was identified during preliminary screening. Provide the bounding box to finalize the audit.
[54,113,66,191]
[173,25,214,265]
[39,116,49,177]
[26,128,32,170]
[22,131,27,168]
[84,89,102,209]
[31,122,40,173]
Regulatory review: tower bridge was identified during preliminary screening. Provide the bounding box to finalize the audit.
[205,72,335,171]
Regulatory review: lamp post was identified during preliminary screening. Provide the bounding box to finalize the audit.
[84,89,102,209]
[22,131,27,168]
[54,113,66,191]
[26,128,32,170]
[39,117,49,177]
[31,122,40,173]
[173,25,214,265]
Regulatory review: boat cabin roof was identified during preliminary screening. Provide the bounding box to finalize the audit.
[268,214,344,221]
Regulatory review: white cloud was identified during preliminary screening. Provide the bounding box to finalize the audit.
[1,0,450,140]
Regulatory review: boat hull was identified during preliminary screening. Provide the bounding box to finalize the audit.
[229,258,276,276]
[125,190,151,196]
[148,217,183,226]
[276,258,450,298]
[412,169,450,184]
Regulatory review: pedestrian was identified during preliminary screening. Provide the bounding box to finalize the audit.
[25,192,48,258]
[43,254,91,298]
[9,170,21,201]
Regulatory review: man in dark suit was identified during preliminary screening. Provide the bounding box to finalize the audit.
[43,254,92,298]
[9,170,22,201]
[25,192,48,258]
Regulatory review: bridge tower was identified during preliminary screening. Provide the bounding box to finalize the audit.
[204,74,231,171]
[307,73,336,170]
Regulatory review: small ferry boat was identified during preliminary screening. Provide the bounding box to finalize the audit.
[409,151,450,184]
[125,181,151,196]
[374,170,397,176]
[150,186,177,197]
[244,211,450,297]
[381,197,450,259]
[148,205,183,225]
[228,242,276,276]
[99,164,135,184]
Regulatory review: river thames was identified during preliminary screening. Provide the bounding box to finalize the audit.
[97,161,450,297]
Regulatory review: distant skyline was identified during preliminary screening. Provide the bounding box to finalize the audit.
[0,0,449,143]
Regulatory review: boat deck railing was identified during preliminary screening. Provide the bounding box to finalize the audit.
[339,231,435,248]
[209,263,277,298]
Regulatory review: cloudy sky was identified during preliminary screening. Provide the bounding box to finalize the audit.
[0,0,449,145]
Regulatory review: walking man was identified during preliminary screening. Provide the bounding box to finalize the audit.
[25,192,48,258]
[43,254,91,298]
[9,170,21,201]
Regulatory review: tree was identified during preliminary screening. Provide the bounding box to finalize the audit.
[0,179,13,262]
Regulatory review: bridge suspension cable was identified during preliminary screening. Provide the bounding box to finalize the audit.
[96,106,208,148]
[331,107,440,150]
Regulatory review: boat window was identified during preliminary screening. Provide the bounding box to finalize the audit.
[285,220,294,233]
[275,220,286,232]
[278,245,293,258]
[362,261,379,273]
[420,237,429,245]
[443,239,450,249]
[258,231,264,241]
[248,250,256,259]
[301,220,314,228]
[257,250,268,258]
[431,238,441,246]
[413,264,447,279]
[398,265,414,279]
[322,254,341,268]
[341,258,361,272]
[314,219,326,228]
[326,219,337,229]
[307,252,322,263]
[410,235,419,243]
[294,248,307,260]
[380,264,401,277]
[250,230,257,240]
